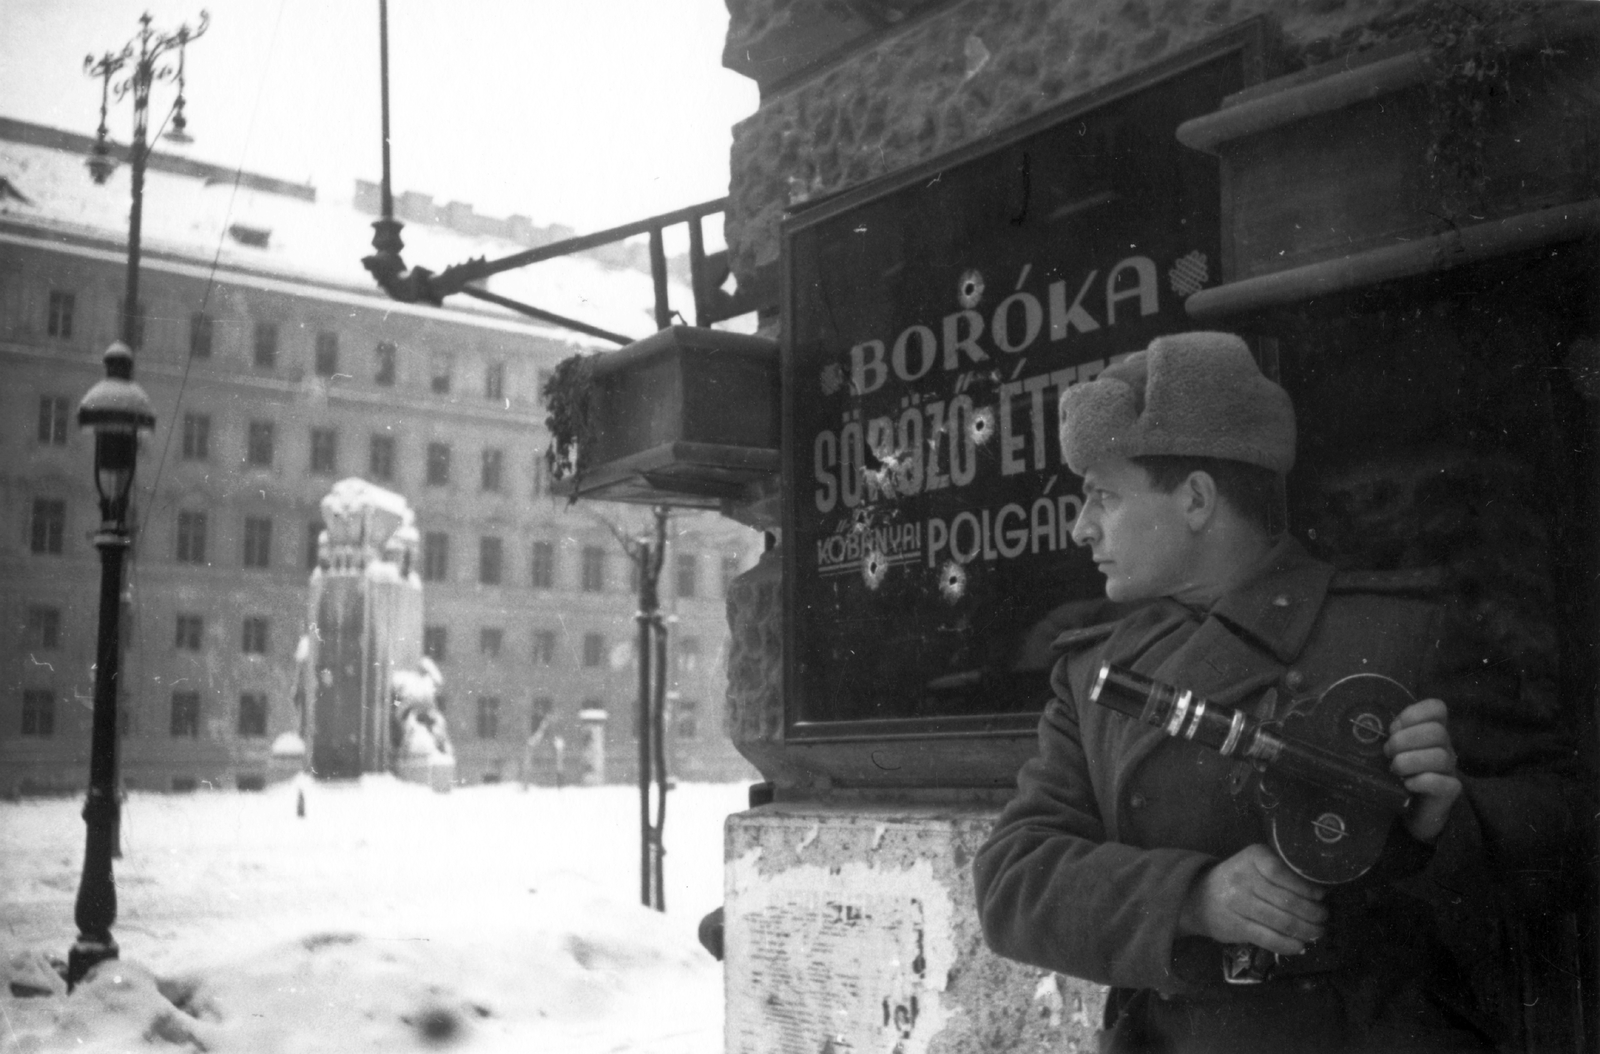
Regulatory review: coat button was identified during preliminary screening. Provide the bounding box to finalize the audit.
[1285,670,1305,690]
[1130,793,1147,809]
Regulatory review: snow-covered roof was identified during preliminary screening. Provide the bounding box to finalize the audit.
[0,121,700,347]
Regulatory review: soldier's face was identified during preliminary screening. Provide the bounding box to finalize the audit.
[1070,458,1195,602]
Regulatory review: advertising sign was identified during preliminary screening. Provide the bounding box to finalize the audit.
[782,34,1255,739]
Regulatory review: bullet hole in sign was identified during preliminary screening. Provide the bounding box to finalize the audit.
[940,561,967,602]
[958,268,985,309]
[968,406,995,445]
[862,550,888,589]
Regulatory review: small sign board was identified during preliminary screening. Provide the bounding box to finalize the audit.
[781,29,1257,741]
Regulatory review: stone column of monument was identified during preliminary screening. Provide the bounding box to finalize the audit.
[307,479,423,778]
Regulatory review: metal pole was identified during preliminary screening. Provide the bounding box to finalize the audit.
[121,21,152,349]
[636,541,653,908]
[648,226,672,331]
[377,0,393,222]
[687,214,708,328]
[67,528,128,987]
[650,507,670,912]
[358,574,371,772]
[651,613,668,911]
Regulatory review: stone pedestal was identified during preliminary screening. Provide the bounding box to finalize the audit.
[266,732,305,785]
[395,752,455,793]
[725,804,1103,1054]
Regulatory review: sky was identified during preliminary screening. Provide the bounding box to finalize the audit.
[0,0,759,234]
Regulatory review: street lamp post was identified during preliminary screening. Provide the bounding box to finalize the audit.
[68,10,205,991]
[69,343,155,988]
[84,10,209,347]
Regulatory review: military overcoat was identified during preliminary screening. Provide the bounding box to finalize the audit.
[973,537,1586,1052]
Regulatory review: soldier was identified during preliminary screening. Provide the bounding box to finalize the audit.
[973,332,1587,1052]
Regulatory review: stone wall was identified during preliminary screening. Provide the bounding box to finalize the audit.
[725,805,1105,1053]
[723,547,801,784]
[721,0,1563,296]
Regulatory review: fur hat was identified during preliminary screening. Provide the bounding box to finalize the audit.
[1058,331,1295,475]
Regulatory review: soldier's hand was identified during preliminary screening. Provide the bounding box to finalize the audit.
[1177,843,1327,955]
[1386,697,1461,843]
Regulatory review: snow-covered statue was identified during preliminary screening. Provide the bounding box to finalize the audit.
[305,478,435,781]
[392,658,451,759]
[319,477,415,577]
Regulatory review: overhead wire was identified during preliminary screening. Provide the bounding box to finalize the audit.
[127,0,289,741]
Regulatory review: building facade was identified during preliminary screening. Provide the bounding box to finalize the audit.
[713,3,1599,1052]
[0,117,759,794]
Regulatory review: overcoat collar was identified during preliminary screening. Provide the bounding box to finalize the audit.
[1207,535,1334,665]
[1091,536,1334,698]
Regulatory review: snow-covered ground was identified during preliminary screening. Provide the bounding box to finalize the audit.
[1,777,747,1053]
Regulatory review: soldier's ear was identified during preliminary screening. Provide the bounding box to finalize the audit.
[1181,470,1219,531]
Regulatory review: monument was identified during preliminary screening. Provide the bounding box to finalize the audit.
[298,478,453,787]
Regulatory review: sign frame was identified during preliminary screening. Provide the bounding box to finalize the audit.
[777,20,1266,779]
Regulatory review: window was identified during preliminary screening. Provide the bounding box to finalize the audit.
[532,455,548,497]
[479,627,503,658]
[430,352,452,394]
[238,692,268,737]
[21,689,55,736]
[253,321,278,368]
[174,613,203,650]
[37,396,69,445]
[170,690,200,738]
[181,413,210,460]
[247,420,275,467]
[422,532,450,582]
[676,637,702,676]
[375,341,396,386]
[46,290,74,338]
[314,331,339,377]
[241,616,270,655]
[531,696,554,735]
[481,448,503,492]
[531,541,555,589]
[722,555,742,595]
[176,511,207,563]
[189,312,213,358]
[310,428,339,475]
[243,516,272,569]
[426,442,451,485]
[476,696,501,739]
[306,521,324,571]
[230,224,269,248]
[582,632,605,668]
[423,626,448,663]
[485,362,505,401]
[533,629,556,666]
[581,546,606,593]
[675,698,699,740]
[479,536,503,585]
[369,434,395,482]
[676,553,698,599]
[26,606,61,650]
[31,499,65,555]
